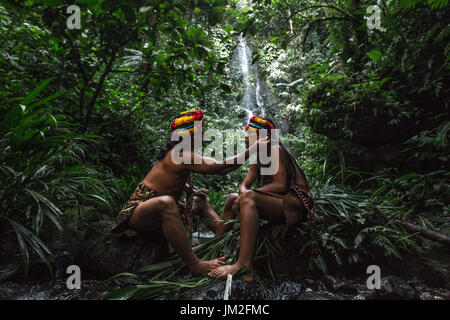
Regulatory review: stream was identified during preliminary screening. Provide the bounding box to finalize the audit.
[1,223,449,300]
[1,273,449,300]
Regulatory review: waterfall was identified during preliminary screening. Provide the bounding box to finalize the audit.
[236,34,266,123]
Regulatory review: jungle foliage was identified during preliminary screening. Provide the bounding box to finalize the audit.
[0,0,448,297]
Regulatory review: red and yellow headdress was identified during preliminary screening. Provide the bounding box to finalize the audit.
[170,110,204,135]
[245,116,275,136]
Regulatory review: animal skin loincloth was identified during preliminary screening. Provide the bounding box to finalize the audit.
[111,183,194,238]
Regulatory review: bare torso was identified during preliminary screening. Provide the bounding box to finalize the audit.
[259,146,309,192]
[141,149,190,201]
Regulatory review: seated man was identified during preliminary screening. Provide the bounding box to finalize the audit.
[211,117,316,281]
[111,110,265,277]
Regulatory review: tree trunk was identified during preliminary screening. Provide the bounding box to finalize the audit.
[396,220,450,246]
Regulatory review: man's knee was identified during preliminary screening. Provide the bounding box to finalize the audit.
[240,190,255,206]
[193,195,207,209]
[227,193,239,202]
[157,195,177,212]
[225,193,239,208]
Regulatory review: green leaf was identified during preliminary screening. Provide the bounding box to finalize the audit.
[379,77,391,87]
[368,50,382,61]
[21,78,53,106]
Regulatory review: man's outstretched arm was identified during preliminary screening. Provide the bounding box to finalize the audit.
[179,139,265,175]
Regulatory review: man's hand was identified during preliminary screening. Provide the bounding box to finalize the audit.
[193,188,209,199]
[250,136,269,151]
[256,136,270,146]
[238,187,247,195]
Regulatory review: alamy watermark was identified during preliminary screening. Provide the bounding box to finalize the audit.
[66,5,81,30]
[366,5,386,32]
[169,122,280,175]
[366,265,381,289]
[66,265,81,289]
[66,4,386,32]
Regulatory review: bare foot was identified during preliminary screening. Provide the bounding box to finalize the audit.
[188,257,226,277]
[192,241,200,247]
[208,263,254,282]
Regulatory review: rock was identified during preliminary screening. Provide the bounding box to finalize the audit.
[0,220,169,282]
[321,275,357,295]
[333,282,358,295]
[181,280,265,300]
[0,280,118,300]
[183,280,304,300]
[269,281,303,299]
[2,217,447,300]
[73,220,169,278]
[374,276,420,300]
[296,290,332,300]
[303,279,316,287]
[420,291,444,300]
[322,275,337,290]
[0,282,33,299]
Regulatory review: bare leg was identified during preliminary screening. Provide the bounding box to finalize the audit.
[215,193,239,237]
[194,195,221,233]
[209,190,286,281]
[129,195,225,276]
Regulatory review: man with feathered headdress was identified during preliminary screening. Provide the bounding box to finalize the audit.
[112,110,266,276]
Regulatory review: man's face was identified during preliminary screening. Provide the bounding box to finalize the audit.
[245,130,258,148]
[190,129,204,150]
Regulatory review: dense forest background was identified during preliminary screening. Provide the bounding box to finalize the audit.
[0,0,449,299]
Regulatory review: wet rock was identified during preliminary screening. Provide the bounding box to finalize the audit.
[0,280,118,300]
[181,280,265,300]
[321,275,357,295]
[73,220,169,278]
[420,291,444,300]
[269,281,303,300]
[0,220,169,282]
[2,217,448,300]
[303,279,316,287]
[296,289,332,300]
[419,288,450,300]
[322,275,337,290]
[374,276,420,300]
[229,280,267,300]
[333,282,358,295]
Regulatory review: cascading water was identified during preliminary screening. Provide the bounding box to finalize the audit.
[191,35,269,244]
[236,34,266,123]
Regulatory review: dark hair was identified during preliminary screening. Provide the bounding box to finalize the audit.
[156,134,181,161]
[258,118,311,192]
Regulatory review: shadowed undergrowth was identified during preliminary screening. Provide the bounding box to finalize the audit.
[102,175,421,300]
